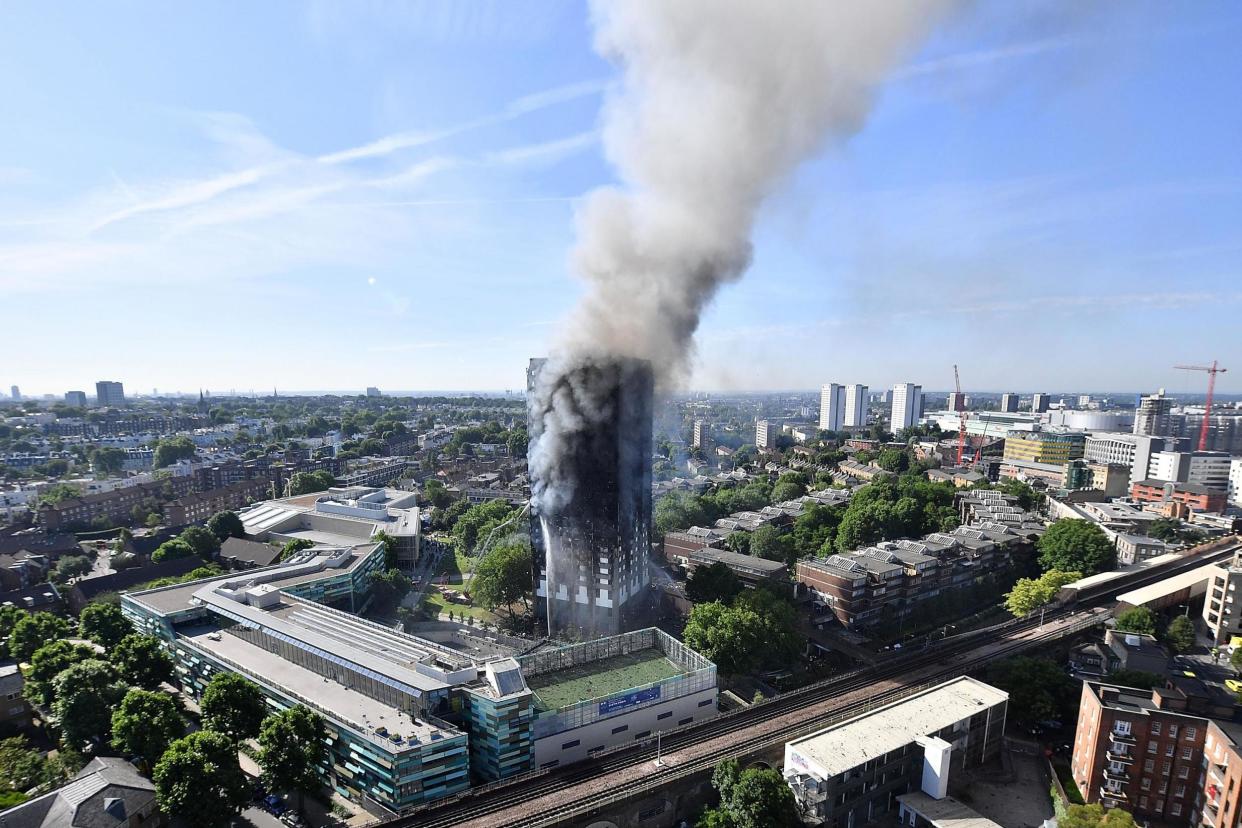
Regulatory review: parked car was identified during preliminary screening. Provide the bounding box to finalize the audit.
[264,794,288,816]
[280,811,307,827]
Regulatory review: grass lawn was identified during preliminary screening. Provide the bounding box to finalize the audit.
[1051,758,1085,805]
[420,591,501,624]
[432,546,475,584]
[527,650,683,710]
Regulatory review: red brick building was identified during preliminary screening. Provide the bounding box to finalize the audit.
[1130,479,1227,514]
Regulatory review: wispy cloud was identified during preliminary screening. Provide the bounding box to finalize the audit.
[483,130,598,165]
[893,34,1079,81]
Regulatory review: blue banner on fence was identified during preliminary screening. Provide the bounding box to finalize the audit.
[598,685,661,715]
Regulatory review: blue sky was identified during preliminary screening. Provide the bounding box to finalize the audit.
[2,1,1240,397]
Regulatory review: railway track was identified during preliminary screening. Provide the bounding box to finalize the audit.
[389,540,1240,827]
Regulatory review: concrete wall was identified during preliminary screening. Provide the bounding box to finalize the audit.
[533,686,718,768]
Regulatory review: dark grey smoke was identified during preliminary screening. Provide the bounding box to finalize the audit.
[532,0,960,512]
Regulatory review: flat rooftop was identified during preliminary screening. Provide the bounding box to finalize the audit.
[1114,563,1215,606]
[787,677,1008,778]
[527,649,683,711]
[897,792,1003,828]
[182,625,444,748]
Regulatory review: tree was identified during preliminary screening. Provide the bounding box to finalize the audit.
[0,605,23,659]
[471,539,533,619]
[152,436,197,469]
[723,532,751,556]
[79,602,132,649]
[770,472,808,503]
[422,480,453,510]
[206,510,245,542]
[699,759,801,828]
[9,612,72,662]
[257,705,326,809]
[0,736,67,799]
[1004,570,1080,618]
[51,659,127,750]
[1232,647,1242,673]
[1037,519,1115,575]
[287,470,335,496]
[111,689,184,761]
[1164,615,1196,654]
[368,569,413,615]
[654,491,711,538]
[92,446,126,475]
[178,525,221,560]
[985,657,1078,728]
[200,672,268,743]
[151,538,195,563]
[505,428,529,459]
[25,640,97,706]
[373,530,399,569]
[874,449,910,473]
[154,731,250,828]
[686,562,743,605]
[1059,803,1138,828]
[1115,607,1157,638]
[748,525,790,563]
[281,538,315,560]
[113,634,175,688]
[50,554,91,584]
[683,602,762,675]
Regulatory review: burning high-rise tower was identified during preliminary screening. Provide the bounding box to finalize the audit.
[528,356,653,638]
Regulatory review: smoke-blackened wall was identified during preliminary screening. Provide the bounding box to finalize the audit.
[528,356,653,637]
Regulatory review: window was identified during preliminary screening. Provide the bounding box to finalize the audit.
[657,711,672,720]
[1139,796,1148,809]
[1147,740,1158,753]
[698,699,714,708]
[612,725,628,735]
[1171,803,1182,817]
[1175,784,1186,797]
[1178,766,1190,779]
[561,739,580,750]
[678,717,693,726]
[1166,743,1176,757]
[1186,727,1197,740]
[1169,725,1179,738]
[1144,759,1154,772]
[1151,722,1162,735]
[1141,778,1151,790]
[1182,747,1193,760]
[1162,761,1171,775]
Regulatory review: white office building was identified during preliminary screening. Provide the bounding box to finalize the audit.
[1230,458,1242,508]
[999,393,1019,413]
[819,384,845,431]
[891,383,922,431]
[1084,433,1166,486]
[1147,451,1232,492]
[1030,393,1050,414]
[844,385,868,428]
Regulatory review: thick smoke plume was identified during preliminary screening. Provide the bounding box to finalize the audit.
[531,0,958,513]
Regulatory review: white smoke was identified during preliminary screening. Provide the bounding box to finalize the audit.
[532,0,961,511]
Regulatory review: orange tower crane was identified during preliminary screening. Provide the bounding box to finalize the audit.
[1173,360,1227,451]
[953,364,967,465]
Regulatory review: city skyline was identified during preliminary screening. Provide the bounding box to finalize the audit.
[3,3,1240,396]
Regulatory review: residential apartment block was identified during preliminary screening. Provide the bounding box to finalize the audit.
[820,384,845,431]
[784,677,1008,825]
[999,393,1019,413]
[844,384,868,427]
[891,383,922,431]
[1130,480,1227,514]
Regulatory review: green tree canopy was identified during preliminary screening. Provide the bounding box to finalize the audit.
[50,555,91,584]
[748,525,791,564]
[153,436,197,469]
[0,736,67,799]
[698,759,801,828]
[1004,570,1080,618]
[1164,615,1196,653]
[9,612,72,662]
[178,525,221,560]
[111,689,185,761]
[113,634,175,688]
[770,472,808,503]
[470,538,533,619]
[257,705,326,808]
[1114,607,1157,637]
[1037,519,1115,575]
[1105,670,1163,690]
[421,480,453,510]
[683,589,799,675]
[79,602,131,649]
[151,538,195,563]
[201,672,268,743]
[206,510,245,542]
[686,562,743,605]
[25,640,98,706]
[985,657,1079,727]
[1059,803,1138,828]
[287,470,335,496]
[51,659,127,750]
[0,605,24,660]
[1231,648,1242,673]
[368,569,413,615]
[154,731,250,828]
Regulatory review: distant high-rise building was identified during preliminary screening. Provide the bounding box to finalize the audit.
[947,391,966,412]
[1146,450,1232,492]
[64,391,87,407]
[692,418,711,449]
[366,387,381,397]
[890,383,922,431]
[844,384,868,427]
[999,393,1019,413]
[95,381,125,407]
[819,383,845,431]
[1030,392,1050,414]
[1133,389,1173,437]
[1077,394,1091,407]
[8,386,19,401]
[1084,433,1166,486]
[756,419,777,451]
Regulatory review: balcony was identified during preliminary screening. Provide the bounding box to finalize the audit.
[1103,767,1131,783]
[1109,730,1137,745]
[1106,750,1134,765]
[1099,785,1128,802]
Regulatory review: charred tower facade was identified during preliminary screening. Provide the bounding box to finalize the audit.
[527,357,654,638]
